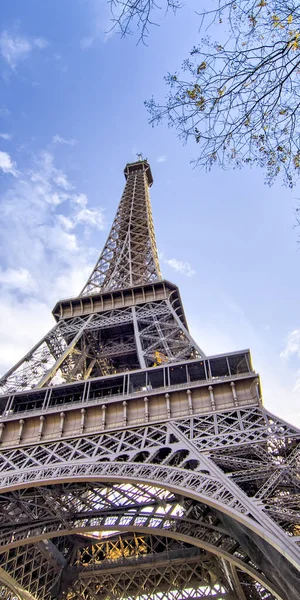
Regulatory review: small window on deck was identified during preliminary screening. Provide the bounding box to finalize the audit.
[209,357,229,378]
[49,383,85,407]
[169,365,187,386]
[147,368,164,389]
[228,353,250,375]
[188,361,206,382]
[90,377,124,400]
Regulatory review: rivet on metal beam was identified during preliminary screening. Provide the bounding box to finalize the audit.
[186,389,193,415]
[80,408,86,433]
[38,415,45,440]
[208,386,216,411]
[123,400,128,426]
[59,412,65,436]
[18,419,25,442]
[165,393,171,419]
[101,404,106,429]
[144,397,149,422]
[230,381,239,407]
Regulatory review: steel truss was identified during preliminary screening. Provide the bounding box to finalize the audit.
[0,299,202,395]
[0,408,297,598]
[0,159,299,600]
[80,160,161,295]
[0,481,287,598]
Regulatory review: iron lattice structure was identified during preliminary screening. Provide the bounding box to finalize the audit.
[0,159,299,600]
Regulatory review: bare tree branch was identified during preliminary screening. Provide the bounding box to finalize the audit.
[108,0,182,43]
[145,1,300,185]
[109,0,300,185]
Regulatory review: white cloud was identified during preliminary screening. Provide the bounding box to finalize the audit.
[0,294,53,372]
[0,133,12,140]
[157,155,167,163]
[0,147,106,376]
[71,193,105,230]
[72,193,88,207]
[80,0,116,48]
[292,369,300,392]
[0,105,10,117]
[80,30,114,48]
[0,150,18,175]
[0,30,48,69]
[52,134,76,146]
[80,37,94,50]
[53,171,73,190]
[280,329,300,392]
[0,267,36,292]
[58,214,74,231]
[34,38,48,50]
[280,329,300,360]
[0,150,104,292]
[164,257,195,277]
[29,151,74,198]
[75,207,106,229]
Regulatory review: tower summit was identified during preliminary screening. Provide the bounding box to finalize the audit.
[0,160,299,600]
[81,159,160,295]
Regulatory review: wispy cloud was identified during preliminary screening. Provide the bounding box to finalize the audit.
[280,329,300,360]
[0,31,48,69]
[0,150,18,175]
[0,267,36,292]
[80,0,116,48]
[0,147,107,374]
[278,329,300,394]
[163,257,195,277]
[52,134,76,146]
[60,193,106,230]
[157,155,167,163]
[80,29,114,49]
[0,149,106,293]
[0,133,12,140]
[80,37,95,50]
[291,369,300,392]
[34,38,48,50]
[75,206,105,229]
[0,105,10,117]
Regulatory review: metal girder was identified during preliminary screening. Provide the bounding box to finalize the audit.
[0,406,298,597]
[0,483,283,598]
[0,408,298,532]
[0,299,203,394]
[60,534,236,599]
[0,159,299,600]
[80,160,161,295]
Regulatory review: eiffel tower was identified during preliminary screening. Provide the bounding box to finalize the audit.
[0,157,299,600]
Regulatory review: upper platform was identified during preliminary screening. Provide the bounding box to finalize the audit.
[124,159,153,187]
[53,279,188,327]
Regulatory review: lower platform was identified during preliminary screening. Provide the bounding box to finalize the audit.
[0,352,260,448]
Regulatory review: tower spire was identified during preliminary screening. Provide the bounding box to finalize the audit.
[80,159,161,295]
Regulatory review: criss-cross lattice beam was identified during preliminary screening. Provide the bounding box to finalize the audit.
[0,300,203,394]
[0,484,283,598]
[0,533,276,600]
[80,160,161,295]
[0,157,298,600]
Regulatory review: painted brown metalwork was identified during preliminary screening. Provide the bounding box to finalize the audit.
[0,158,299,600]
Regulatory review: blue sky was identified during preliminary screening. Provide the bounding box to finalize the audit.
[0,0,299,426]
